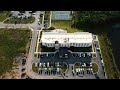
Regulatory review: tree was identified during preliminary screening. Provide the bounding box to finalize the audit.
[73,11,120,28]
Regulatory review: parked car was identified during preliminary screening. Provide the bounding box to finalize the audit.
[21,68,25,72]
[96,48,100,51]
[46,53,49,57]
[32,13,36,15]
[40,54,44,58]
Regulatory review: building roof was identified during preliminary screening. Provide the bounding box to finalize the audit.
[41,29,93,44]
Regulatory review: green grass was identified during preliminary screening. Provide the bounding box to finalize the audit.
[4,17,35,24]
[0,11,10,22]
[74,63,80,71]
[92,63,98,73]
[51,20,84,33]
[0,29,31,76]
[98,33,120,79]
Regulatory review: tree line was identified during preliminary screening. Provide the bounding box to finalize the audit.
[72,11,120,29]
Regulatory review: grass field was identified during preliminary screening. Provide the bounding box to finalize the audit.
[0,11,10,22]
[98,33,120,79]
[51,20,84,33]
[4,17,35,24]
[0,29,31,75]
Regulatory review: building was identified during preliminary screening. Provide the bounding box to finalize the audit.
[41,29,93,50]
[52,11,72,20]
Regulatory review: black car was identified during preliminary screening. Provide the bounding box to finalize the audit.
[22,62,26,65]
[21,73,26,77]
[40,14,43,17]
[40,54,44,58]
[94,74,100,79]
[71,66,73,70]
[22,58,26,63]
[21,68,25,72]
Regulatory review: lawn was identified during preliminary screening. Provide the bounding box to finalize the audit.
[0,29,31,75]
[92,63,98,74]
[0,11,10,22]
[4,17,35,24]
[51,20,84,33]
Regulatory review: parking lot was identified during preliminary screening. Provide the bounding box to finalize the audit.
[39,51,92,65]
[34,62,66,76]
[33,47,98,79]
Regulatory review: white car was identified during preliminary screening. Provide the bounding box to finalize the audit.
[47,62,49,67]
[80,68,82,71]
[57,68,60,72]
[88,53,91,57]
[91,68,93,71]
[43,63,45,67]
[46,53,48,57]
[78,68,81,72]
[79,53,81,57]
[32,13,36,15]
[96,48,100,51]
[76,69,78,72]
[101,60,104,64]
[83,63,86,67]
[39,63,41,67]
[83,53,85,57]
[57,62,59,67]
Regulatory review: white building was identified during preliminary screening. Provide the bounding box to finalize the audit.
[52,11,72,20]
[41,29,93,49]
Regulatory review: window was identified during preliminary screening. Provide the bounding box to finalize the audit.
[47,44,49,46]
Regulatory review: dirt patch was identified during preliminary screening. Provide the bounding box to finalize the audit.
[0,62,21,79]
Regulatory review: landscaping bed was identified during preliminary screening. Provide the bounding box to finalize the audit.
[92,63,98,74]
[74,62,80,72]
[69,47,92,52]
[61,62,68,73]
